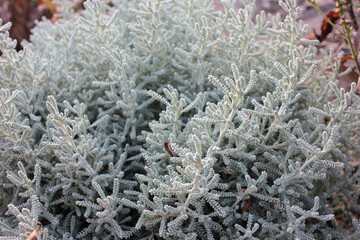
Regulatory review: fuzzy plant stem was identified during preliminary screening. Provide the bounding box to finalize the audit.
[216,107,238,147]
[216,94,243,147]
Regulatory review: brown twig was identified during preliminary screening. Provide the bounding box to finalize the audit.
[26,221,42,240]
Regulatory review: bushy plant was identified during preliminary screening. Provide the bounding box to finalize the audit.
[0,0,360,239]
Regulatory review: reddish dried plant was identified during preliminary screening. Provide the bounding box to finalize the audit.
[26,221,42,240]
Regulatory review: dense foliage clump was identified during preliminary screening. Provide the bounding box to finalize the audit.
[0,0,360,239]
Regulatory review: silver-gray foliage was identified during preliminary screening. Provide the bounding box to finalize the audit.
[0,0,360,239]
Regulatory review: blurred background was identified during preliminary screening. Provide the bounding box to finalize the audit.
[0,0,85,50]
[0,0,334,51]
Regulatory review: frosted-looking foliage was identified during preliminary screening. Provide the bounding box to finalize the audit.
[0,0,359,239]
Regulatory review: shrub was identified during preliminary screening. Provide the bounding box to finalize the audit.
[0,0,360,239]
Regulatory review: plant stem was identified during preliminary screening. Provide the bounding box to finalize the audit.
[348,0,358,30]
[216,106,237,147]
[307,1,345,35]
[300,150,326,171]
[307,0,360,92]
[335,0,360,92]
[344,23,360,76]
